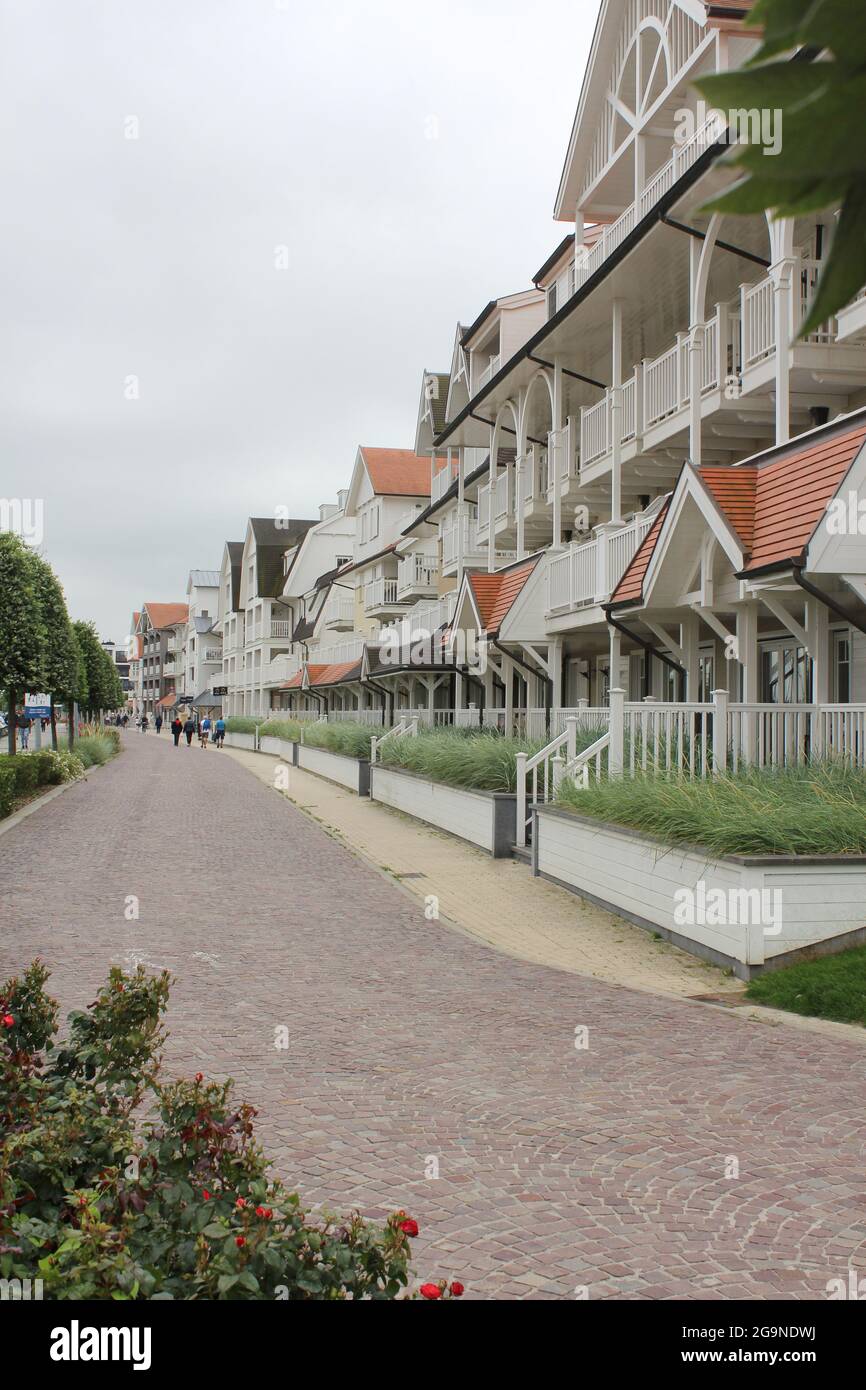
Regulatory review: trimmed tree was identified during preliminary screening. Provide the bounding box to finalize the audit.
[0,533,46,755]
[71,621,124,721]
[27,553,80,750]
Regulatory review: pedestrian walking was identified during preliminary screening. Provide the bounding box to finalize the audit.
[171,716,183,747]
[214,716,226,748]
[183,717,195,747]
[155,714,163,735]
[199,715,211,749]
[17,712,31,750]
[140,714,149,733]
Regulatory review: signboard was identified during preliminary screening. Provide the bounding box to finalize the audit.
[213,686,228,697]
[24,692,51,719]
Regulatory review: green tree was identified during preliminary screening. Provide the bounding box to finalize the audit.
[696,0,866,334]
[27,553,80,750]
[72,621,110,720]
[0,533,45,755]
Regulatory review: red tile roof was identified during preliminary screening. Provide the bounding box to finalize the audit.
[608,418,866,606]
[743,425,866,573]
[467,559,540,635]
[360,448,432,497]
[698,467,757,550]
[309,659,363,687]
[145,602,189,630]
[608,502,671,607]
[280,672,303,689]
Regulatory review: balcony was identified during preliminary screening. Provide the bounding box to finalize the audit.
[552,116,721,320]
[323,596,355,631]
[203,648,222,663]
[270,619,292,639]
[363,576,405,618]
[473,353,501,394]
[431,463,458,505]
[546,510,660,616]
[396,552,439,600]
[382,592,458,649]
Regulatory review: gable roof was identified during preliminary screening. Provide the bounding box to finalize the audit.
[608,413,866,606]
[144,602,189,631]
[225,541,244,612]
[607,502,671,608]
[246,517,316,598]
[359,448,432,497]
[466,558,541,636]
[188,569,220,590]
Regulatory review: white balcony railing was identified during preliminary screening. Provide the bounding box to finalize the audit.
[441,514,477,566]
[364,577,399,612]
[431,463,458,505]
[493,470,509,520]
[382,591,458,649]
[546,512,657,613]
[203,649,222,663]
[580,395,610,466]
[644,335,689,428]
[561,116,723,308]
[323,597,355,628]
[474,353,501,393]
[397,552,439,596]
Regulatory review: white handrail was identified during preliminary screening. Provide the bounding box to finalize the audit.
[370,717,418,764]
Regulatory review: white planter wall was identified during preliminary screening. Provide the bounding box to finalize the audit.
[534,806,866,977]
[223,732,257,751]
[297,743,368,794]
[371,765,515,856]
[259,735,293,758]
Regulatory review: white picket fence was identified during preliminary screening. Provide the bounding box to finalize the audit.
[515,692,866,847]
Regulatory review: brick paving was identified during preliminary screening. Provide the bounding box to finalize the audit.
[1,731,865,1300]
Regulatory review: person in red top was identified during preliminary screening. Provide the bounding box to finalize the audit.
[170,717,183,747]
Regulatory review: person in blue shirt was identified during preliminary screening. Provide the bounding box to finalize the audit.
[199,715,211,749]
[213,716,226,749]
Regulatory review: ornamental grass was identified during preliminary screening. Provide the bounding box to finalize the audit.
[557,761,866,858]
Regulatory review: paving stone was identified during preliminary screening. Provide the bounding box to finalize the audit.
[1,730,865,1301]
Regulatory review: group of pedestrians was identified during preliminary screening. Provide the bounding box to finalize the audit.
[168,714,225,749]
[134,711,225,747]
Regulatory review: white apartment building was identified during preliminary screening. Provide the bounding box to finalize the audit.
[273,0,866,755]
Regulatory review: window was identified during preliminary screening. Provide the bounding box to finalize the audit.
[547,284,557,318]
[360,511,368,543]
[371,504,380,539]
[761,641,812,704]
[697,653,715,703]
[834,632,851,702]
[335,555,351,568]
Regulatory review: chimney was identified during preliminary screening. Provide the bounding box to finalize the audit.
[319,502,338,521]
[337,489,348,511]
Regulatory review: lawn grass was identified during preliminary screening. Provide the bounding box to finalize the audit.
[557,761,866,857]
[746,946,866,1027]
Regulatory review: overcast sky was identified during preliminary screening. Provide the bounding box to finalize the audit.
[1,0,594,645]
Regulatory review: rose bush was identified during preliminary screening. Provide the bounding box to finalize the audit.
[0,961,463,1301]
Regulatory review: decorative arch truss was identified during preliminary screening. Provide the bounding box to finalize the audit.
[581,0,707,203]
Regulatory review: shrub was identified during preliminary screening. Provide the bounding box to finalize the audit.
[0,753,40,798]
[0,962,463,1301]
[556,761,866,857]
[0,765,15,819]
[60,734,116,768]
[225,717,261,735]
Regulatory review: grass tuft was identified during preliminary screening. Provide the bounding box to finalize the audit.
[746,946,866,1027]
[557,761,866,857]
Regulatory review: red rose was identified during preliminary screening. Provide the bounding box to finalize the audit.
[202,1190,211,1201]
[419,1283,442,1300]
[195,1072,203,1083]
[256,1206,272,1219]
[399,1219,419,1237]
[236,1236,246,1248]
[449,1281,465,1297]
[2,1015,13,1028]
[236,1197,246,1209]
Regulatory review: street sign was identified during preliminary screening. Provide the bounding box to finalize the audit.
[24,693,51,719]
